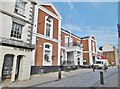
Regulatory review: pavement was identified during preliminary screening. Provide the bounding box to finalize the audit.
[98,67,119,88]
[2,68,93,87]
[91,66,119,88]
[1,66,118,88]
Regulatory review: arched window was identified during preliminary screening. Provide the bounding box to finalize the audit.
[44,16,53,37]
[44,43,52,63]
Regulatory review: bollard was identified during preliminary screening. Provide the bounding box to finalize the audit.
[100,71,104,85]
[58,67,61,79]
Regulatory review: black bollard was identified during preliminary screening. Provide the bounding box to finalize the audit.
[100,71,104,85]
[58,68,61,79]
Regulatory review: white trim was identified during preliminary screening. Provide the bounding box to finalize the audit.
[44,16,53,38]
[32,5,38,66]
[38,5,62,20]
[61,46,65,49]
[65,35,73,46]
[57,20,61,66]
[61,30,81,41]
[81,36,96,42]
[92,42,95,53]
[39,3,62,19]
[83,51,89,53]
[88,37,93,65]
[43,43,53,66]
[91,38,96,42]
[33,32,60,43]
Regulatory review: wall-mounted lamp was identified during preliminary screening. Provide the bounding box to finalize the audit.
[47,15,52,22]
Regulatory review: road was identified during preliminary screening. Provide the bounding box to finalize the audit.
[30,67,118,87]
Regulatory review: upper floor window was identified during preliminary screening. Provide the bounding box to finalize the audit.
[45,16,53,37]
[10,22,23,39]
[15,0,26,15]
[65,36,73,47]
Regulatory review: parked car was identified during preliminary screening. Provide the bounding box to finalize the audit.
[94,59,109,69]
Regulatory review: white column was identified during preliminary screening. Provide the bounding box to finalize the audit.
[65,51,67,65]
[58,20,61,66]
[74,51,77,65]
[89,37,93,65]
[80,48,83,65]
[32,5,38,66]
[11,55,17,82]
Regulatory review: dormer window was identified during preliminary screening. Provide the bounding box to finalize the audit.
[15,0,26,15]
[44,16,53,37]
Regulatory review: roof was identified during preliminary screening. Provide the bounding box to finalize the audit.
[39,3,62,19]
[61,28,81,40]
[81,35,95,39]
[97,54,107,59]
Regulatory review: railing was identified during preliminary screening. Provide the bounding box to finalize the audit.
[62,60,74,66]
[65,42,82,47]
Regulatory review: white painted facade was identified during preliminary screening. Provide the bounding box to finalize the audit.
[65,46,83,66]
[0,0,36,82]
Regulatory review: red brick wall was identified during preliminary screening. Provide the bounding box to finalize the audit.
[35,38,58,66]
[82,39,88,51]
[83,53,89,64]
[42,5,58,16]
[37,9,59,40]
[61,31,81,47]
[35,5,59,66]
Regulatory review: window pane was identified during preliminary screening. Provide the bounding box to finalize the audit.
[15,0,25,15]
[46,23,51,37]
[45,45,50,49]
[10,22,23,39]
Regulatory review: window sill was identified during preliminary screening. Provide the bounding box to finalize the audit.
[10,37,23,42]
[14,11,26,18]
[45,61,51,62]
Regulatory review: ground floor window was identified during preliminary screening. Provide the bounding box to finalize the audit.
[44,43,52,63]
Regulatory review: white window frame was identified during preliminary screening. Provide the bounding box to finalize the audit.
[15,0,26,15]
[44,16,53,38]
[65,35,73,46]
[10,22,23,40]
[43,43,53,66]
[92,42,95,53]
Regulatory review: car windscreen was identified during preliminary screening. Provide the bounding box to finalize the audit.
[95,61,102,64]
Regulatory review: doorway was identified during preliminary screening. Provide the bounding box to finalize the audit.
[2,54,14,80]
[78,58,80,66]
[15,55,23,80]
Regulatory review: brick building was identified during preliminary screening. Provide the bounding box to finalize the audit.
[81,35,97,66]
[60,29,83,67]
[102,44,119,66]
[31,3,62,73]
